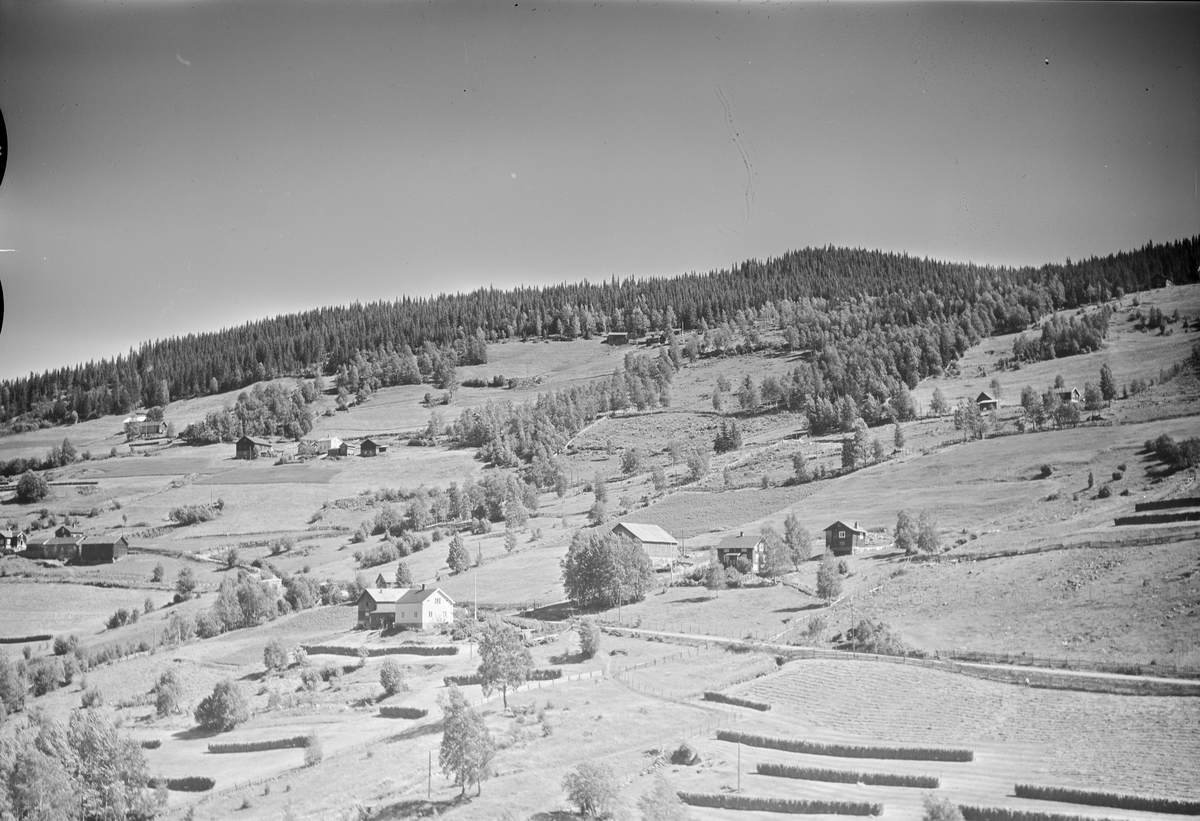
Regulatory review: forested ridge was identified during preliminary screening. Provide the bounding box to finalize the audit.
[2,237,1194,430]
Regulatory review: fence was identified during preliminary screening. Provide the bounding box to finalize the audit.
[1135,497,1200,512]
[913,529,1200,564]
[1114,511,1200,526]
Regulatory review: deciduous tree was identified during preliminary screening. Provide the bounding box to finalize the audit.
[477,617,533,709]
[438,685,494,796]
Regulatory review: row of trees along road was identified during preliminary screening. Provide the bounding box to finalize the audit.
[4,237,1193,431]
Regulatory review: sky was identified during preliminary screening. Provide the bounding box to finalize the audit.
[0,0,1197,381]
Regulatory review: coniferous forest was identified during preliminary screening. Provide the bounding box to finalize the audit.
[1,237,1195,433]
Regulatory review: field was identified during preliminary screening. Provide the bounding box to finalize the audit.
[0,284,1197,819]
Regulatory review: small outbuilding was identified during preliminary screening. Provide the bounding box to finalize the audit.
[605,332,629,346]
[360,438,387,457]
[356,588,407,629]
[29,533,85,562]
[78,535,129,565]
[1057,387,1082,405]
[715,531,763,574]
[824,520,867,557]
[235,436,274,460]
[975,391,998,411]
[611,522,679,568]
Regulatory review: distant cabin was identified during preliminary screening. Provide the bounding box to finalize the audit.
[975,391,998,411]
[715,531,763,575]
[235,435,274,460]
[1151,274,1174,289]
[605,332,629,346]
[136,419,167,438]
[1057,387,1082,405]
[824,520,867,557]
[374,572,390,589]
[612,522,679,568]
[78,535,129,565]
[360,438,387,457]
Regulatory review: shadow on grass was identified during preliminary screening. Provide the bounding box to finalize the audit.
[670,596,714,605]
[239,670,267,683]
[383,719,443,744]
[773,603,827,614]
[170,725,222,742]
[548,651,586,665]
[372,793,471,819]
[530,813,579,821]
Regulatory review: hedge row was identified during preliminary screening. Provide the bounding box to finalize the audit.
[207,735,310,754]
[305,644,457,657]
[717,730,974,762]
[961,805,1129,821]
[678,792,882,816]
[443,668,562,687]
[380,706,428,719]
[703,691,771,711]
[1014,784,1200,815]
[140,739,162,750]
[148,776,215,792]
[758,763,938,788]
[0,634,52,645]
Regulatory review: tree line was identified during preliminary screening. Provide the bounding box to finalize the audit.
[2,237,1194,433]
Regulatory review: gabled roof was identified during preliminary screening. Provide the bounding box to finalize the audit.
[613,522,677,545]
[397,586,454,605]
[360,438,382,448]
[40,535,84,547]
[716,531,762,551]
[975,391,995,402]
[238,435,273,446]
[824,520,867,535]
[358,588,408,606]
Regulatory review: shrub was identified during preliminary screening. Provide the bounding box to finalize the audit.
[758,762,939,788]
[52,634,78,655]
[264,639,289,672]
[702,691,770,711]
[379,658,407,695]
[379,706,428,719]
[141,739,162,750]
[1112,471,1123,481]
[148,776,215,792]
[169,504,221,526]
[304,732,323,767]
[1097,485,1112,498]
[30,657,62,696]
[578,619,601,659]
[16,471,50,503]
[845,618,910,655]
[924,795,964,821]
[151,562,165,583]
[80,685,104,708]
[1039,464,1053,478]
[670,742,700,766]
[717,730,973,762]
[194,679,250,732]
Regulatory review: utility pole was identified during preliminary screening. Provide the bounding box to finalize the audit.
[737,742,741,792]
[428,750,431,799]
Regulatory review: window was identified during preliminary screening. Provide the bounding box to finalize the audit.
[839,531,845,539]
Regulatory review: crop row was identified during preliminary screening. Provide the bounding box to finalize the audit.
[0,634,52,645]
[717,730,974,762]
[678,792,882,816]
[380,706,429,719]
[207,735,310,754]
[758,762,938,788]
[961,806,1128,821]
[443,669,562,687]
[1014,783,1200,815]
[703,691,771,711]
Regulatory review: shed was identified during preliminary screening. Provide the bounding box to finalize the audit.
[136,419,167,438]
[611,522,679,568]
[235,436,274,460]
[824,520,867,557]
[715,531,763,574]
[79,535,129,565]
[360,438,387,457]
[975,391,998,411]
[395,585,455,631]
[605,332,629,346]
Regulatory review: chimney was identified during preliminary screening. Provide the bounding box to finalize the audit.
[739,531,743,538]
[421,583,426,592]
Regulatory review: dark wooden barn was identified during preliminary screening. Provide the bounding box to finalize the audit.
[824,520,867,557]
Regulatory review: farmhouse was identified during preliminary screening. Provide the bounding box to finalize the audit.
[395,585,455,630]
[604,332,629,346]
[1057,387,1082,404]
[975,391,999,411]
[29,532,85,562]
[0,529,27,553]
[318,436,347,457]
[611,522,679,568]
[360,438,388,457]
[715,531,762,574]
[825,520,867,556]
[235,435,274,460]
[356,588,406,629]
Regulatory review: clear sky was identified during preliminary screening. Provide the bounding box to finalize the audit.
[0,0,1197,381]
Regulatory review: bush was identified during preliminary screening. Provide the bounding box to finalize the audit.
[845,619,910,655]
[141,739,162,750]
[30,657,62,696]
[148,776,215,792]
[670,742,700,766]
[702,691,770,711]
[1112,471,1123,481]
[678,793,882,816]
[757,762,939,788]
[16,471,50,503]
[379,705,428,719]
[80,685,104,708]
[52,634,78,655]
[264,639,289,672]
[1039,464,1053,478]
[208,736,310,754]
[578,619,601,659]
[717,730,973,762]
[194,679,250,732]
[924,795,964,821]
[169,503,221,526]
[151,562,165,583]
[1097,485,1112,499]
[304,732,323,767]
[379,658,406,695]
[1013,784,1200,814]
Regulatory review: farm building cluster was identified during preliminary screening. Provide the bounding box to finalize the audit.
[16,526,130,564]
[357,584,455,630]
[235,434,391,460]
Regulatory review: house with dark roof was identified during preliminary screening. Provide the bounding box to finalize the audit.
[824,520,867,557]
[360,438,387,457]
[29,533,85,562]
[604,332,629,346]
[715,531,763,574]
[356,588,407,629]
[975,391,998,411]
[0,530,27,554]
[1057,387,1082,405]
[235,436,274,460]
[611,522,679,567]
[395,585,455,630]
[79,535,129,565]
